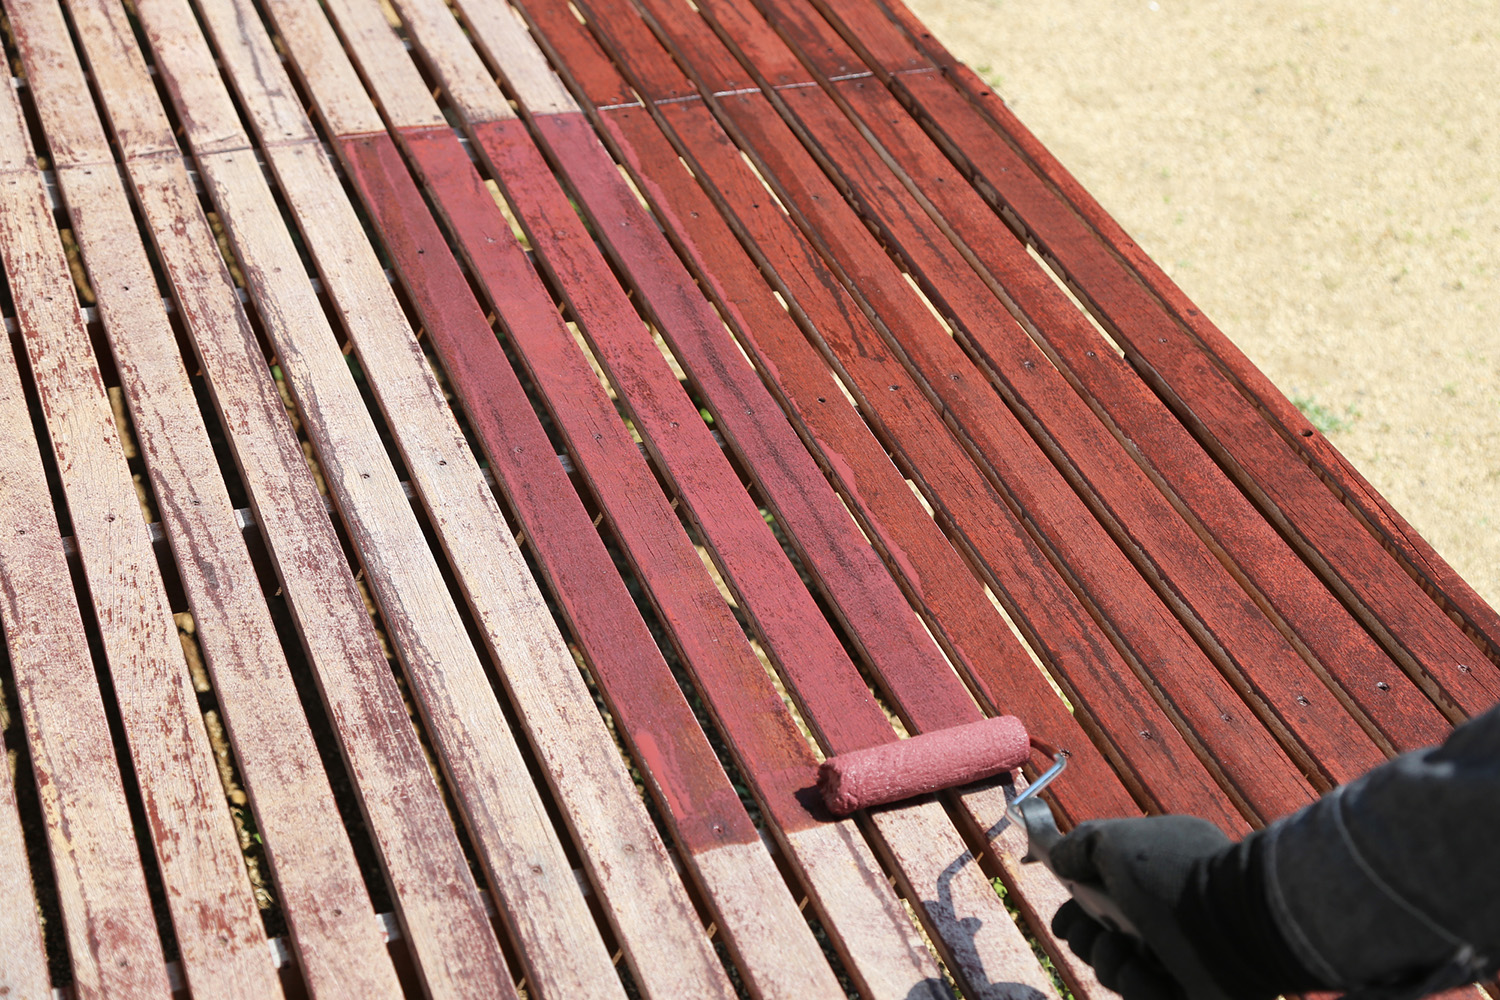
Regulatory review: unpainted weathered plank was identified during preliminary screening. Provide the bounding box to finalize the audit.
[11,6,410,996]
[17,2,520,996]
[0,10,279,992]
[109,4,612,986]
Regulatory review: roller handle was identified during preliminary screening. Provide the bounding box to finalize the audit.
[1010,795,1140,940]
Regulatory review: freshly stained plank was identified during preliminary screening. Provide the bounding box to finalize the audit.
[141,0,734,994]
[547,0,1262,830]
[13,3,518,997]
[0,12,280,993]
[815,0,1500,711]
[692,14,1387,787]
[10,5,411,997]
[813,66,1450,755]
[518,0,1250,837]
[516,0,1134,821]
[506,4,1233,991]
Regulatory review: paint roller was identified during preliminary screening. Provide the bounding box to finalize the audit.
[818,716,1138,939]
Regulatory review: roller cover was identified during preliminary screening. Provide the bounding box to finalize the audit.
[817,716,1030,816]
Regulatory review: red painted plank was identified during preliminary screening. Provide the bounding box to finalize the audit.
[812,0,1500,705]
[824,72,1451,756]
[400,122,821,834]
[771,75,1390,786]
[473,114,899,758]
[532,111,987,735]
[517,0,1146,823]
[336,129,761,856]
[597,0,1316,823]
[522,0,1249,832]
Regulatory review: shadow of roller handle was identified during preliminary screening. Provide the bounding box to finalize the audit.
[1006,742,1141,941]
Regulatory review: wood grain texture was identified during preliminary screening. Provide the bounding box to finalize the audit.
[0,8,279,991]
[58,154,405,1000]
[766,74,1386,787]
[334,128,843,1000]
[0,88,168,999]
[115,0,614,990]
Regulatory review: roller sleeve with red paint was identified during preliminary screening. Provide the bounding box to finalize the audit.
[818,715,1031,815]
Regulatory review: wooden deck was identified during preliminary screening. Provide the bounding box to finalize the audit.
[0,0,1493,994]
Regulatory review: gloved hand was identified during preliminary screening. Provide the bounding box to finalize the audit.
[1049,816,1322,1000]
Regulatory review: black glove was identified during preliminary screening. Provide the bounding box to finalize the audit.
[1049,816,1324,1000]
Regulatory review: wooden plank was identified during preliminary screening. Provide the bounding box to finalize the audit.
[294,0,1012,990]
[813,0,1500,708]
[0,323,172,1000]
[0,630,57,1000]
[9,6,411,995]
[0,94,167,999]
[62,0,607,992]
[59,150,406,1000]
[0,12,280,993]
[166,0,740,993]
[18,3,517,997]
